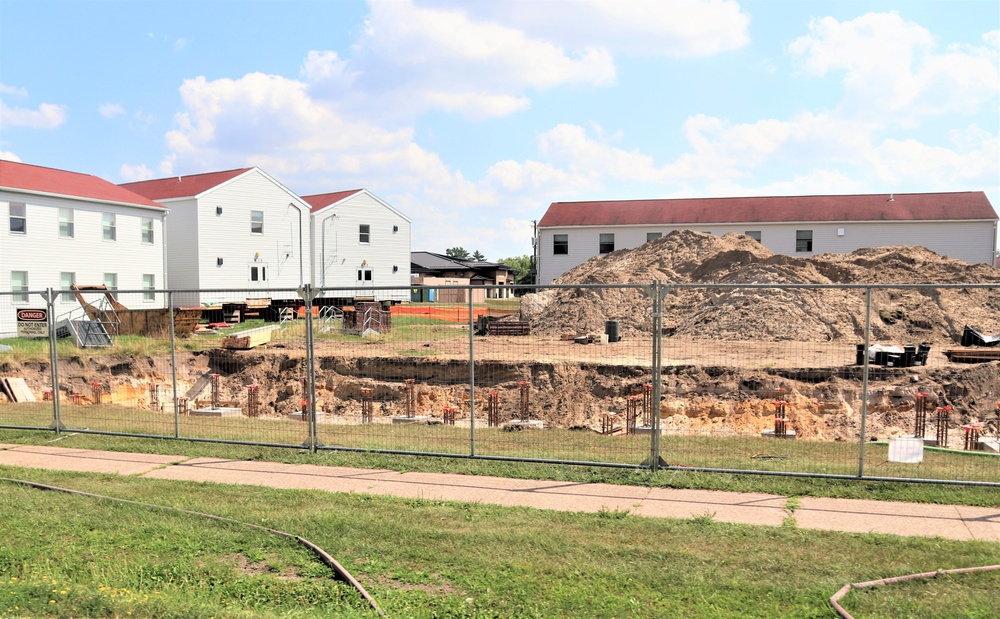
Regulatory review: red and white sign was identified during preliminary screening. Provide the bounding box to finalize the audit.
[16,308,48,338]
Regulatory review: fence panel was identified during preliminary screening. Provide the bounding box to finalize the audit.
[859,284,1000,483]
[0,290,57,431]
[169,287,311,448]
[312,286,482,457]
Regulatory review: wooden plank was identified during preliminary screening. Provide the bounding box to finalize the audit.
[1,377,36,402]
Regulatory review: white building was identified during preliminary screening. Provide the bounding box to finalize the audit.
[1,160,168,314]
[303,189,412,303]
[122,168,312,306]
[536,192,999,284]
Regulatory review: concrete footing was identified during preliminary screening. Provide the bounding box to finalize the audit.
[761,429,796,439]
[392,415,430,424]
[190,407,243,417]
[507,419,544,430]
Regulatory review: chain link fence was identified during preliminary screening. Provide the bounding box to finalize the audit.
[1,283,997,486]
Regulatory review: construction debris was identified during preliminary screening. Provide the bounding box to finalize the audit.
[0,377,36,403]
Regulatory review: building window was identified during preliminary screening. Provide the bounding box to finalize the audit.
[646,232,662,242]
[103,273,118,291]
[357,269,372,282]
[142,274,155,301]
[60,272,75,303]
[599,233,615,254]
[745,231,761,242]
[141,217,154,244]
[796,230,813,252]
[103,213,117,241]
[251,210,264,234]
[553,234,568,255]
[249,265,268,282]
[9,202,26,234]
[359,224,370,243]
[10,271,28,303]
[58,208,74,238]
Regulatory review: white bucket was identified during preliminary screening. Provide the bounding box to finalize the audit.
[888,437,924,463]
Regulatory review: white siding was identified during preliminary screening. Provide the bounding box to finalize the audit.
[538,220,998,284]
[312,191,411,302]
[162,170,311,305]
[1,191,166,307]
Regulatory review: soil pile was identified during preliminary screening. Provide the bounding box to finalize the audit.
[521,231,1000,343]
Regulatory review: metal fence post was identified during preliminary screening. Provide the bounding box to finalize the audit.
[44,288,63,433]
[168,291,180,438]
[302,285,319,452]
[469,288,476,457]
[650,281,663,472]
[858,286,872,478]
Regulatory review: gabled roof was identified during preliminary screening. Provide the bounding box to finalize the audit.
[538,191,998,228]
[411,251,512,274]
[0,160,163,209]
[301,189,364,213]
[120,168,252,200]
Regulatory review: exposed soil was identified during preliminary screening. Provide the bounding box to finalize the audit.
[4,232,998,445]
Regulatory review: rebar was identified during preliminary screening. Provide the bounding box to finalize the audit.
[487,390,500,427]
[963,424,980,451]
[246,385,260,418]
[519,381,531,420]
[913,391,929,438]
[774,390,788,438]
[642,383,652,426]
[443,406,456,425]
[935,406,950,448]
[177,396,189,415]
[361,388,373,423]
[601,412,619,435]
[626,396,640,435]
[210,374,220,409]
[405,378,415,417]
[149,382,160,409]
[90,382,103,404]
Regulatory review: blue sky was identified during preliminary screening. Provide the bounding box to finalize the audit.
[2,0,997,262]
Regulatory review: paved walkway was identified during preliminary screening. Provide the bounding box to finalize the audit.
[1,443,997,542]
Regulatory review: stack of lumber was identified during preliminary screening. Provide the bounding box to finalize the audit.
[0,377,36,403]
[221,325,280,349]
[487,321,531,336]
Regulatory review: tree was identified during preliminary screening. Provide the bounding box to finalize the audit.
[445,247,470,260]
[471,250,486,261]
[498,254,534,286]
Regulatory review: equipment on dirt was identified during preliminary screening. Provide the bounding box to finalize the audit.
[70,284,202,337]
[960,325,1000,347]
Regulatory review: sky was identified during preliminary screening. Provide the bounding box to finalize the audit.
[1,0,998,262]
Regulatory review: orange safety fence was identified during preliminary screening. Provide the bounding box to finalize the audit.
[390,305,517,323]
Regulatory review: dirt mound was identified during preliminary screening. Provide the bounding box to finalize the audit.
[522,231,1000,342]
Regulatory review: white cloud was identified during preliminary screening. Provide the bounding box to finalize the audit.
[119,163,156,182]
[0,150,22,162]
[173,37,188,52]
[0,83,28,96]
[426,0,751,57]
[0,100,68,129]
[789,12,1000,121]
[99,103,125,118]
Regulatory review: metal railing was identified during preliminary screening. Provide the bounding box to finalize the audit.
[0,282,998,486]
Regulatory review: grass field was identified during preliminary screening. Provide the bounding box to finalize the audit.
[1,467,998,619]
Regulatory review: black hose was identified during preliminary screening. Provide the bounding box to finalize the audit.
[1,476,387,618]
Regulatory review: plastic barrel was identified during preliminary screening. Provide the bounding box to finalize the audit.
[605,320,621,343]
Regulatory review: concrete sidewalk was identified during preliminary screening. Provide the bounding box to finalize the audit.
[1,443,997,542]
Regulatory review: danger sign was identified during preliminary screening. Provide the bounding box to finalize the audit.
[16,308,48,338]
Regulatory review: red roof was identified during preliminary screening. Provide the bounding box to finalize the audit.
[120,168,252,200]
[538,192,998,227]
[0,160,163,208]
[301,189,363,213]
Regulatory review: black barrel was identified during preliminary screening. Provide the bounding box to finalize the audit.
[903,344,916,367]
[605,320,621,343]
[856,344,866,365]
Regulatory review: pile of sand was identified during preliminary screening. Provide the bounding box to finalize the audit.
[521,231,1000,343]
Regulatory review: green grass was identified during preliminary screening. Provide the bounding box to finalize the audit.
[0,468,997,618]
[0,428,997,507]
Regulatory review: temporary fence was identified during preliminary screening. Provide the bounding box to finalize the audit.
[0,282,997,487]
